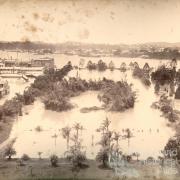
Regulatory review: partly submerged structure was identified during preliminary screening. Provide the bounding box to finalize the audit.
[31,57,54,69]
[109,61,115,70]
[0,78,10,98]
[0,66,44,77]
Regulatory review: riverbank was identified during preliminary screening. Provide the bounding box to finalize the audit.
[0,158,179,180]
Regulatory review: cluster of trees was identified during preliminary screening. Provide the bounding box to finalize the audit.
[98,79,136,111]
[42,77,135,112]
[151,65,176,86]
[132,66,151,86]
[27,60,136,112]
[151,95,180,122]
[151,65,180,97]
[87,60,107,71]
[0,61,136,120]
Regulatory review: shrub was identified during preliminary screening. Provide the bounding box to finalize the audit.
[50,154,58,167]
[21,154,30,161]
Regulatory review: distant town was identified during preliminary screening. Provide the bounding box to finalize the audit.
[1,41,180,60]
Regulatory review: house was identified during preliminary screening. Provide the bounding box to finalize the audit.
[0,78,10,98]
[31,57,54,68]
[4,59,17,67]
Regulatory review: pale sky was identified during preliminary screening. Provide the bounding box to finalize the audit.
[0,0,180,44]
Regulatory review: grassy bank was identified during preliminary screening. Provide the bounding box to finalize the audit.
[0,158,179,180]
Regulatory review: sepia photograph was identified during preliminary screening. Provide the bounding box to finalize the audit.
[0,0,180,179]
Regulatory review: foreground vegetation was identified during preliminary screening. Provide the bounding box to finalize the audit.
[1,118,179,179]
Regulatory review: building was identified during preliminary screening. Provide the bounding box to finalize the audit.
[0,66,43,77]
[31,57,54,68]
[0,78,10,98]
[4,59,17,67]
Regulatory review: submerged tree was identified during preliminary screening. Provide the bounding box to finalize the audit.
[113,132,121,148]
[87,60,96,70]
[97,60,107,71]
[123,128,133,147]
[61,126,71,149]
[151,65,176,94]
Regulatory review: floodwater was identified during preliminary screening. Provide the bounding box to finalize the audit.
[0,78,33,105]
[0,53,178,160]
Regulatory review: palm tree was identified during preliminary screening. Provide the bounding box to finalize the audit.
[73,123,83,140]
[113,132,121,147]
[37,152,42,159]
[61,126,71,149]
[123,128,133,147]
[102,117,111,131]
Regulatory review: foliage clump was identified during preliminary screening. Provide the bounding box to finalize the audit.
[98,80,136,111]
[133,66,151,86]
[151,65,175,85]
[50,154,58,167]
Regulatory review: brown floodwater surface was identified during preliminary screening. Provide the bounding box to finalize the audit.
[0,53,178,160]
[7,68,175,160]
